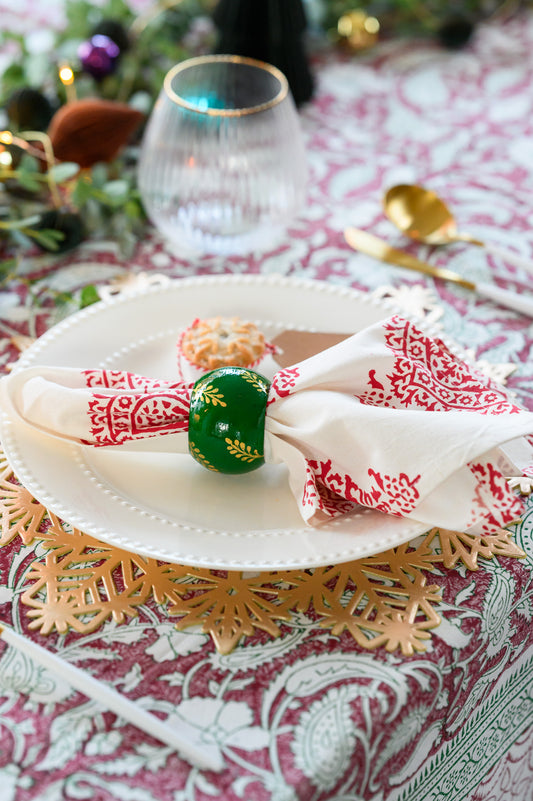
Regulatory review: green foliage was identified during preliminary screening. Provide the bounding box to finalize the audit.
[322,0,521,35]
[64,0,133,38]
[25,227,65,250]
[0,258,17,283]
[14,154,43,192]
[79,284,100,308]
[2,0,527,289]
[1,0,214,107]
[0,0,217,285]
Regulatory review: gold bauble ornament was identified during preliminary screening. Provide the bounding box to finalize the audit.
[337,9,380,51]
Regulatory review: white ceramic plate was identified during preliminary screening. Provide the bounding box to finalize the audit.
[0,274,429,569]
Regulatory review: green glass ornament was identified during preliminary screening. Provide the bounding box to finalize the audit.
[188,366,270,474]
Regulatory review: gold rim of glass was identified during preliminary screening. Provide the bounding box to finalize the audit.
[163,55,289,117]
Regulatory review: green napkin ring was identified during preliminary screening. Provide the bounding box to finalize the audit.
[188,367,270,474]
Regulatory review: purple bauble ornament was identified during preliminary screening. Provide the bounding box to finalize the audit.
[78,34,120,81]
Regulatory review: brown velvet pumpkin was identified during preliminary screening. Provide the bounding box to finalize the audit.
[48,99,144,168]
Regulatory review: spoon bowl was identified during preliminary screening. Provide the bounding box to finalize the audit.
[383,183,533,275]
[383,184,479,245]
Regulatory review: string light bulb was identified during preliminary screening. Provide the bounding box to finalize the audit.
[58,64,77,102]
[0,129,61,207]
[0,150,13,167]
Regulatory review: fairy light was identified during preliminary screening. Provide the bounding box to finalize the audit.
[0,131,47,164]
[59,64,77,102]
[364,16,381,35]
[0,129,62,208]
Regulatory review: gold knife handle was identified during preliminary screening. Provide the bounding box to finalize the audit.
[344,227,475,290]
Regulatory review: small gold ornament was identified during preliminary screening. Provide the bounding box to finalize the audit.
[337,9,380,51]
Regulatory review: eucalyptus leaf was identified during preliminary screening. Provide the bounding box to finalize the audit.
[102,179,130,203]
[64,0,95,37]
[117,228,137,259]
[124,198,142,220]
[0,62,26,95]
[0,259,17,283]
[90,163,110,189]
[70,177,94,207]
[0,215,41,229]
[49,162,80,183]
[53,290,75,308]
[15,153,42,191]
[129,91,153,114]
[0,0,206,277]
[26,228,64,250]
[14,172,41,192]
[9,229,30,248]
[26,53,50,87]
[18,153,40,174]
[55,38,85,63]
[79,284,100,309]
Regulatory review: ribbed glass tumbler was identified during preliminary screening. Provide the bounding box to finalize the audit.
[138,55,308,255]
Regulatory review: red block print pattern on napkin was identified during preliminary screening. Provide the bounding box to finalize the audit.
[291,317,522,522]
[302,458,421,520]
[467,457,524,532]
[83,369,192,446]
[359,316,522,415]
[268,366,300,404]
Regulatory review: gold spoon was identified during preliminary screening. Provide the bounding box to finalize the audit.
[384,184,533,275]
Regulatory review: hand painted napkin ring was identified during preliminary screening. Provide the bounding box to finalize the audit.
[188,367,270,474]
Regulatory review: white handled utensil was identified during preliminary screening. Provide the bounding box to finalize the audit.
[344,227,533,319]
[0,623,224,772]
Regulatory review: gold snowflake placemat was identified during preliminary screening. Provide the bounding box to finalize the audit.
[0,449,525,656]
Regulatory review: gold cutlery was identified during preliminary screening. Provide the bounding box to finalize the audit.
[384,183,533,275]
[344,226,533,318]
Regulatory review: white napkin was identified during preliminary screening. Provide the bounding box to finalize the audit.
[2,315,532,534]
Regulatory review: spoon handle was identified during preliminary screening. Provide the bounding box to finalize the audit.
[476,282,533,318]
[484,242,533,276]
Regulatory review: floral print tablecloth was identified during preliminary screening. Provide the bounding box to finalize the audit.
[1,2,533,800]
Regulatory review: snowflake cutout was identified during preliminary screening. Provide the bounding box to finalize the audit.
[463,349,517,387]
[98,271,171,302]
[371,284,444,326]
[0,445,527,655]
[507,476,533,496]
